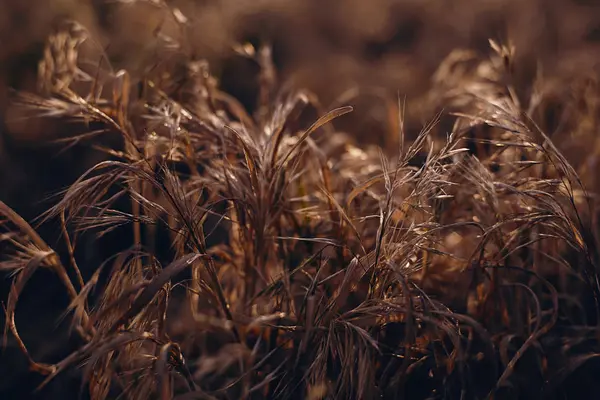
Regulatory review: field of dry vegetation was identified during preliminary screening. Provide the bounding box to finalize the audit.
[3,0,600,399]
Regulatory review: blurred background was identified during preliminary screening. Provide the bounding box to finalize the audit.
[2,0,600,398]
[2,0,600,172]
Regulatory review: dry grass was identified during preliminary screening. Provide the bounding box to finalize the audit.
[2,2,600,399]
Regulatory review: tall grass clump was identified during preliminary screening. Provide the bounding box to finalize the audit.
[2,4,600,400]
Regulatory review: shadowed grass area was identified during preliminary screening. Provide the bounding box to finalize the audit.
[2,3,600,400]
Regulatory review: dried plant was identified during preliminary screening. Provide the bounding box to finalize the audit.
[2,6,600,400]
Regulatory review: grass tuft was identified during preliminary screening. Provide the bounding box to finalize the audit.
[2,5,600,400]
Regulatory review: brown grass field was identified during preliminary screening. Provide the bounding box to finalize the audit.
[2,1,600,399]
